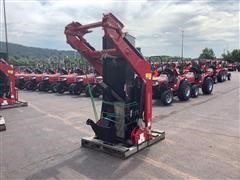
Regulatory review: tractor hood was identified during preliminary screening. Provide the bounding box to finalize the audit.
[152,74,168,86]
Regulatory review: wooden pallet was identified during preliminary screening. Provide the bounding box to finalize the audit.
[0,101,28,109]
[81,130,165,159]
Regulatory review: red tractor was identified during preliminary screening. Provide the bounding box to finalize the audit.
[86,75,103,98]
[24,69,45,91]
[38,69,63,92]
[56,73,77,94]
[209,62,230,83]
[0,58,27,109]
[68,73,95,95]
[152,65,192,106]
[15,68,33,90]
[184,64,214,97]
[55,69,86,94]
[152,66,173,106]
[227,63,237,71]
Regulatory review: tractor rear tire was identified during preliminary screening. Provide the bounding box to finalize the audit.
[25,81,33,91]
[56,83,65,94]
[227,73,231,81]
[38,82,49,92]
[32,83,38,91]
[69,84,75,95]
[16,79,25,90]
[177,80,191,101]
[202,77,213,94]
[191,85,199,98]
[85,85,92,97]
[218,72,224,82]
[161,90,173,106]
[38,82,44,91]
[73,84,82,95]
[43,84,50,92]
[50,83,58,93]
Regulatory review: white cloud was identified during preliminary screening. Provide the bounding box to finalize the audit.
[0,0,239,58]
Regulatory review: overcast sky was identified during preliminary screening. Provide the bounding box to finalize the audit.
[0,0,239,58]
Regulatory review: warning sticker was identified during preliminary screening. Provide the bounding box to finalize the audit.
[145,73,152,80]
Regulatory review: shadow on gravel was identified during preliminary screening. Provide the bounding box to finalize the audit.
[26,148,149,180]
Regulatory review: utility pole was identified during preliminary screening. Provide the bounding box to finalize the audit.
[3,0,9,61]
[181,30,184,61]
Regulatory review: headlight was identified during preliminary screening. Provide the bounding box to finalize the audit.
[96,77,103,83]
[19,76,24,79]
[44,77,49,80]
[152,81,159,86]
[61,78,67,81]
[77,78,83,82]
[32,76,36,80]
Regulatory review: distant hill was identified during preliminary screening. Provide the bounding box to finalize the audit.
[0,41,79,61]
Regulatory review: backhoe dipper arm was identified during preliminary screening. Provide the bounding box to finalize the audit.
[64,13,152,129]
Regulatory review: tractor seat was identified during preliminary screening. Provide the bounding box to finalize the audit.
[162,68,176,84]
[209,65,216,70]
[190,66,202,80]
[48,69,55,74]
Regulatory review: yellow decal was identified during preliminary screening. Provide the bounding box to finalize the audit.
[8,70,14,74]
[145,73,152,80]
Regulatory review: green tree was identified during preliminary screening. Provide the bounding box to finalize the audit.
[222,49,240,63]
[222,50,232,62]
[231,49,240,62]
[199,48,216,59]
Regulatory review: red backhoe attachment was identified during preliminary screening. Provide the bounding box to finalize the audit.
[0,58,27,109]
[65,13,164,158]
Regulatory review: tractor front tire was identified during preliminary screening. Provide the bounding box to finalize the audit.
[177,81,191,101]
[202,77,213,94]
[161,90,173,106]
[191,85,199,98]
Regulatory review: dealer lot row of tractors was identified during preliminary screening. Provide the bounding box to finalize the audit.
[15,60,231,106]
